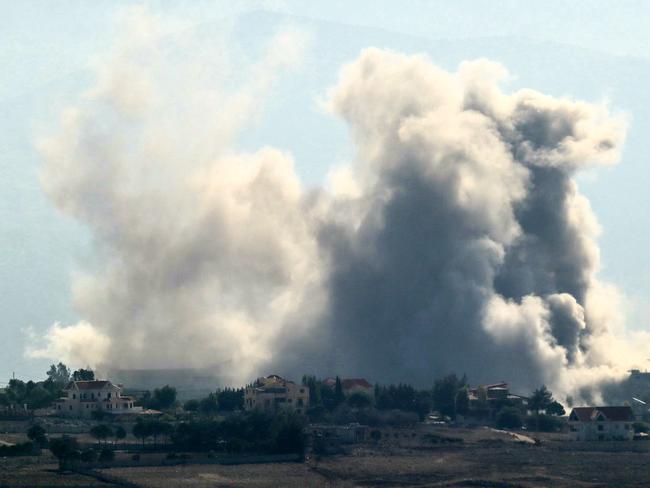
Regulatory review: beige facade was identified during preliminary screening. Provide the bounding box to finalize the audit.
[54,380,142,419]
[244,375,309,414]
[568,406,634,441]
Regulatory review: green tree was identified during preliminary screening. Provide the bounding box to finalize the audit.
[133,420,152,447]
[46,363,71,384]
[546,401,566,416]
[90,424,112,445]
[347,392,372,409]
[184,399,200,412]
[302,375,323,408]
[217,388,244,411]
[334,377,345,406]
[455,387,470,416]
[113,425,127,445]
[149,420,173,446]
[27,424,47,446]
[80,449,98,463]
[152,385,177,410]
[49,436,80,471]
[99,448,115,462]
[529,385,555,431]
[271,411,306,457]
[199,393,219,415]
[72,368,95,381]
[529,385,553,415]
[25,385,52,409]
[432,374,464,418]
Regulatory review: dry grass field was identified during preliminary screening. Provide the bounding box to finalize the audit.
[2,427,650,487]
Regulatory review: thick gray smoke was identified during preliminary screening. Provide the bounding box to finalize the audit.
[29,10,648,400]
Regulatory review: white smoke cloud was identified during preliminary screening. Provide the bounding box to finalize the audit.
[35,7,319,385]
[25,321,111,369]
[31,11,647,400]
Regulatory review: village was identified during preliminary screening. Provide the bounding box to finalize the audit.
[1,363,650,487]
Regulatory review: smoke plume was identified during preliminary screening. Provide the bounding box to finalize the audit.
[30,9,648,399]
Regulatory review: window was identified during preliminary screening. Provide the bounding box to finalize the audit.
[298,399,304,407]
[69,405,72,410]
[597,425,604,431]
[91,393,95,399]
[108,393,112,398]
[73,394,76,399]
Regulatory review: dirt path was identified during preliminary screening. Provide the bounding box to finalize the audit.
[489,428,536,444]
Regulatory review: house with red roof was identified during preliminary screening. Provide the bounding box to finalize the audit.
[568,406,635,441]
[54,380,142,419]
[323,377,374,397]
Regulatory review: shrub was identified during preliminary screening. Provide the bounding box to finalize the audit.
[633,421,649,434]
[496,407,523,429]
[0,441,34,457]
[80,449,98,463]
[98,449,114,462]
[525,414,564,432]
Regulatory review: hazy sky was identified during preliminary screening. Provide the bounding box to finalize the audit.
[2,0,650,382]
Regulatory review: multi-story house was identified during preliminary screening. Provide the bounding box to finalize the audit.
[54,380,141,418]
[244,375,309,414]
[568,406,635,441]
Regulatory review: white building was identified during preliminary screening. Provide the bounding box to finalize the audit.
[54,380,142,418]
[244,375,309,414]
[568,406,635,441]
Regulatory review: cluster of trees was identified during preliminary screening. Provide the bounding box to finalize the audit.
[171,410,305,455]
[47,409,306,470]
[49,436,114,471]
[0,363,97,411]
[139,385,178,410]
[301,374,470,424]
[496,385,566,431]
[301,375,344,412]
[132,418,174,446]
[183,388,244,415]
[90,424,127,445]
